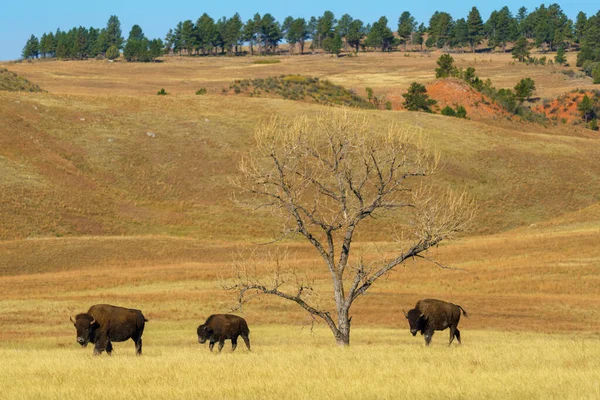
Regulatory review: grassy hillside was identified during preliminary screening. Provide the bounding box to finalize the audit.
[1,53,599,399]
[0,68,44,92]
[2,88,599,240]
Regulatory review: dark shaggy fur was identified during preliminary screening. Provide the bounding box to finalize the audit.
[404,299,468,346]
[71,304,147,356]
[197,314,251,353]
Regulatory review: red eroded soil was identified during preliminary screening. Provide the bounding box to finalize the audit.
[425,78,509,120]
[534,91,590,124]
[388,78,509,121]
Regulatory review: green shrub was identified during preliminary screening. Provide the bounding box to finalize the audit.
[441,106,456,117]
[402,82,437,112]
[591,118,599,131]
[385,101,392,110]
[435,54,457,78]
[592,66,600,84]
[196,88,207,95]
[106,45,120,60]
[157,88,167,95]
[456,105,467,118]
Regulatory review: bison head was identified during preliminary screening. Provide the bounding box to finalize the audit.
[71,313,97,347]
[197,324,213,344]
[405,309,427,336]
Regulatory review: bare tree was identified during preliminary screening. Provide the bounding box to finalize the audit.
[227,110,474,346]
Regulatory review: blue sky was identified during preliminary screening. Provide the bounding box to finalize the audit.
[1,1,598,61]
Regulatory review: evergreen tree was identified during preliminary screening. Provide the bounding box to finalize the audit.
[365,16,395,51]
[39,33,51,58]
[316,11,336,49]
[180,20,197,55]
[260,14,282,53]
[337,14,354,50]
[577,12,600,66]
[486,6,517,52]
[578,95,595,122]
[106,15,124,49]
[397,11,416,51]
[95,29,109,56]
[223,13,243,54]
[72,26,88,59]
[435,54,456,78]
[555,46,567,65]
[164,29,175,55]
[467,7,484,52]
[413,23,425,51]
[196,13,217,55]
[286,18,309,54]
[574,12,587,44]
[242,18,258,55]
[148,39,164,61]
[452,18,468,50]
[86,27,99,58]
[22,34,40,59]
[346,19,365,53]
[428,11,453,49]
[402,82,437,112]
[514,78,535,102]
[55,30,70,59]
[124,25,148,61]
[512,37,530,62]
[323,31,343,55]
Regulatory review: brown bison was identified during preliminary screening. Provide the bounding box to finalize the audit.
[70,304,148,356]
[404,299,468,346]
[197,314,251,353]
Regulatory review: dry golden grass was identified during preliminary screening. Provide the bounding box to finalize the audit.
[1,51,599,399]
[1,87,599,239]
[1,325,599,400]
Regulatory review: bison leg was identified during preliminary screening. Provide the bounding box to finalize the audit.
[209,341,215,352]
[106,341,113,355]
[218,340,225,353]
[242,335,251,351]
[135,337,143,356]
[449,326,457,346]
[455,328,461,345]
[93,333,108,356]
[424,330,434,346]
[231,337,238,352]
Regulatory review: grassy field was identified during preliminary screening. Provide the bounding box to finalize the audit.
[1,52,599,398]
[1,326,599,400]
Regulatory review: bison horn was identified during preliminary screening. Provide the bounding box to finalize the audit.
[89,318,96,326]
[402,309,408,318]
[70,316,75,324]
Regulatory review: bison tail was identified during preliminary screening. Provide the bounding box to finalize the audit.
[144,318,149,322]
[458,305,468,317]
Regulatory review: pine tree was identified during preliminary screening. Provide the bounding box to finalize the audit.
[578,95,595,122]
[514,78,535,102]
[22,34,40,59]
[512,37,530,62]
[555,46,566,65]
[346,19,365,53]
[467,7,483,52]
[402,82,437,112]
[106,15,124,49]
[398,11,416,51]
[574,12,587,44]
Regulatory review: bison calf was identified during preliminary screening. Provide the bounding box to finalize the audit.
[197,314,250,353]
[404,299,468,346]
[70,304,148,356]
